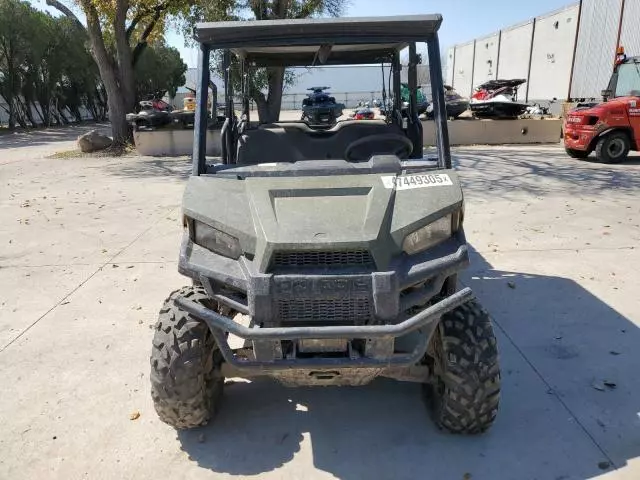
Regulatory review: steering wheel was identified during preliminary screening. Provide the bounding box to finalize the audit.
[344,134,414,161]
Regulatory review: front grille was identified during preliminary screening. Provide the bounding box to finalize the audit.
[272,250,374,269]
[277,298,371,324]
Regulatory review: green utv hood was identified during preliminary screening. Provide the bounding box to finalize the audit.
[182,170,463,271]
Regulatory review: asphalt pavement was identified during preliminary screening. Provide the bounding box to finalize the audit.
[1,127,639,479]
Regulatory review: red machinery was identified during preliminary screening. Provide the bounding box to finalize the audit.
[564,47,640,163]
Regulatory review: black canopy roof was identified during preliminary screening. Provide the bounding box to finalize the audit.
[194,15,442,66]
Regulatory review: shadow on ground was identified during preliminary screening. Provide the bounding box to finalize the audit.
[177,246,640,479]
[103,145,640,192]
[462,246,640,471]
[103,157,191,179]
[453,147,640,197]
[0,123,109,150]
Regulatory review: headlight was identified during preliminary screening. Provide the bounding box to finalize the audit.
[402,215,452,255]
[193,221,241,259]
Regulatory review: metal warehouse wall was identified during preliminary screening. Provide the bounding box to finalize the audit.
[445,47,455,86]
[452,41,475,97]
[472,33,500,86]
[527,4,579,100]
[619,0,640,60]
[497,21,534,81]
[446,2,580,100]
[446,0,640,102]
[400,65,431,86]
[570,0,622,99]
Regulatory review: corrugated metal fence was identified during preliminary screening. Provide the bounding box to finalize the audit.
[446,0,637,101]
[570,0,622,99]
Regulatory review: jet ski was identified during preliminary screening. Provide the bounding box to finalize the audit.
[127,96,173,130]
[425,85,470,119]
[353,103,375,120]
[301,87,345,126]
[469,79,528,119]
[443,85,470,118]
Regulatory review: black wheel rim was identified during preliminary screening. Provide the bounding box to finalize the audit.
[607,138,625,158]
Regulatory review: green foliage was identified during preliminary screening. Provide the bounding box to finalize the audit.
[135,43,187,98]
[45,0,199,142]
[0,0,105,127]
[196,0,347,122]
[0,0,188,128]
[0,0,38,127]
[190,0,344,25]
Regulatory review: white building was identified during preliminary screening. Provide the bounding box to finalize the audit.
[445,0,640,102]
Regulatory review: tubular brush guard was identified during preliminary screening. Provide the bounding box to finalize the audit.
[175,287,474,370]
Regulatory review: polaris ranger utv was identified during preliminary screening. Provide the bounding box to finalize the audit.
[150,15,501,434]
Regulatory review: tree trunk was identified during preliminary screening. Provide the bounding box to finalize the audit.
[13,100,28,128]
[7,96,15,130]
[39,98,50,126]
[90,87,108,121]
[22,100,38,127]
[253,95,270,124]
[103,74,128,144]
[86,95,99,121]
[71,106,82,123]
[84,4,128,144]
[45,0,129,144]
[50,108,61,125]
[265,67,285,123]
[114,0,136,112]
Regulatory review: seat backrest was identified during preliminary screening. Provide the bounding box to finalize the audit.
[236,128,305,165]
[236,120,405,165]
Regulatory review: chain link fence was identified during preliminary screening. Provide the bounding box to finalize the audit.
[170,88,433,112]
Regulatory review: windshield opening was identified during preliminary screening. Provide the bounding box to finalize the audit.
[191,20,452,174]
[614,63,640,97]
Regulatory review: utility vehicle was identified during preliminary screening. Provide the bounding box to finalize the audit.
[564,49,640,163]
[150,15,501,434]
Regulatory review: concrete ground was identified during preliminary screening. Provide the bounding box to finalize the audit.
[1,126,639,480]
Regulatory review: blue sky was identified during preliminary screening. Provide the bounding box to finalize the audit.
[168,0,576,67]
[31,0,575,67]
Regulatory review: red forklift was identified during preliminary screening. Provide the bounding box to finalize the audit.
[564,47,640,163]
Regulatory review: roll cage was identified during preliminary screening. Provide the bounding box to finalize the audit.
[191,15,451,174]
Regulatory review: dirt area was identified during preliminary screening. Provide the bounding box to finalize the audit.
[1,127,639,479]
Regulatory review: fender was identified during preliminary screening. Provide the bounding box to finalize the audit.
[597,126,632,138]
[592,126,637,151]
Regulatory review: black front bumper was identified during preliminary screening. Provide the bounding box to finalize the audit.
[177,231,471,369]
[176,288,473,370]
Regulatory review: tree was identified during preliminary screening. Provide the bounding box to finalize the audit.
[1,0,107,129]
[134,43,187,100]
[196,0,346,123]
[45,0,196,144]
[0,0,37,128]
[54,17,107,123]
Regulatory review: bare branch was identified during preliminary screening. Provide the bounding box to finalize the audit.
[131,7,165,66]
[45,0,86,33]
[126,1,171,41]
